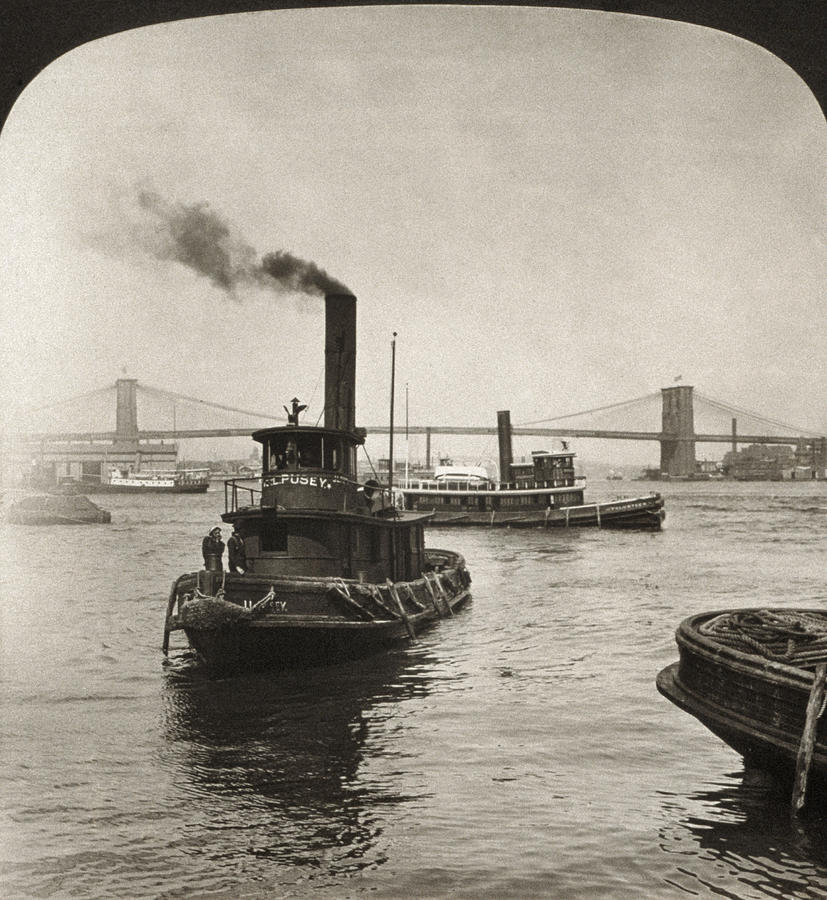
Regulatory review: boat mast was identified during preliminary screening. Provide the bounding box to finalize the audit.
[405,382,410,488]
[388,332,397,491]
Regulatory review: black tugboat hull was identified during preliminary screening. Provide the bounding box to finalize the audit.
[165,550,472,674]
[183,604,468,673]
[419,494,665,530]
[657,609,827,789]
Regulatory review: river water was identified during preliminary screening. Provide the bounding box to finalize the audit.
[1,479,826,898]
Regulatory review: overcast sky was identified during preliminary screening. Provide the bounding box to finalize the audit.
[0,6,823,465]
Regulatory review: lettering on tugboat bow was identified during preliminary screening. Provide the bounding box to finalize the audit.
[262,474,341,489]
[243,598,288,611]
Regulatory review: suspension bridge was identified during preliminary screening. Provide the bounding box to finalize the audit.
[5,378,825,480]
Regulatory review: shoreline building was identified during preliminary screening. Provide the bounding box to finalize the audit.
[722,439,826,481]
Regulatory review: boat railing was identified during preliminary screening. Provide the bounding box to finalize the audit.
[176,469,210,483]
[224,477,262,512]
[223,473,403,514]
[403,476,586,491]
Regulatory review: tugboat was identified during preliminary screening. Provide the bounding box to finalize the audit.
[399,411,664,529]
[163,293,471,673]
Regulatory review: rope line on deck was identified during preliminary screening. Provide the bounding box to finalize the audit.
[699,610,827,668]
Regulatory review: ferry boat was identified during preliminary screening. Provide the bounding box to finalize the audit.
[398,411,664,529]
[657,609,827,809]
[163,293,471,673]
[89,467,210,493]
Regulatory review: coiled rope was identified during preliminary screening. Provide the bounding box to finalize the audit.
[699,610,827,668]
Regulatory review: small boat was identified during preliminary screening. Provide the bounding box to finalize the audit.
[163,293,471,673]
[85,466,210,493]
[4,492,111,525]
[399,411,664,530]
[606,469,623,480]
[657,608,827,806]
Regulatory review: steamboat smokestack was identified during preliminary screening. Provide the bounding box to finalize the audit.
[324,293,357,432]
[497,410,513,484]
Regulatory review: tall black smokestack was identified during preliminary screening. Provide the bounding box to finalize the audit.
[497,410,513,484]
[324,294,357,432]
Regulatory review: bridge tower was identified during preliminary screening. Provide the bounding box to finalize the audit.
[115,378,139,442]
[111,377,176,468]
[660,385,696,477]
[27,378,176,485]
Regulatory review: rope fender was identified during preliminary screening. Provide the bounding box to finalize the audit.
[178,584,285,629]
[331,579,375,621]
[386,579,416,640]
[422,573,444,617]
[426,572,454,617]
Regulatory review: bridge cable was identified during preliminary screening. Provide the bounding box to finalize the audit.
[517,391,662,427]
[21,384,115,414]
[137,383,284,422]
[694,391,823,437]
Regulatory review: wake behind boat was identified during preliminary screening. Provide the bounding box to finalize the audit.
[399,410,664,529]
[163,293,471,673]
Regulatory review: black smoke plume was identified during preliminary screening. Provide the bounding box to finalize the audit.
[260,250,349,296]
[136,190,350,298]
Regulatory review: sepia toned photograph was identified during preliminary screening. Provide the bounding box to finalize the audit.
[1,3,824,897]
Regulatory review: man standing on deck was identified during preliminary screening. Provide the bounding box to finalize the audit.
[201,526,225,571]
[227,524,247,574]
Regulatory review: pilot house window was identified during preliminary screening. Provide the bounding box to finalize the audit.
[267,435,322,471]
[264,433,354,476]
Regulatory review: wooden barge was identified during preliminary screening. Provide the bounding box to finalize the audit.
[4,492,111,525]
[657,608,827,808]
[163,293,471,673]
